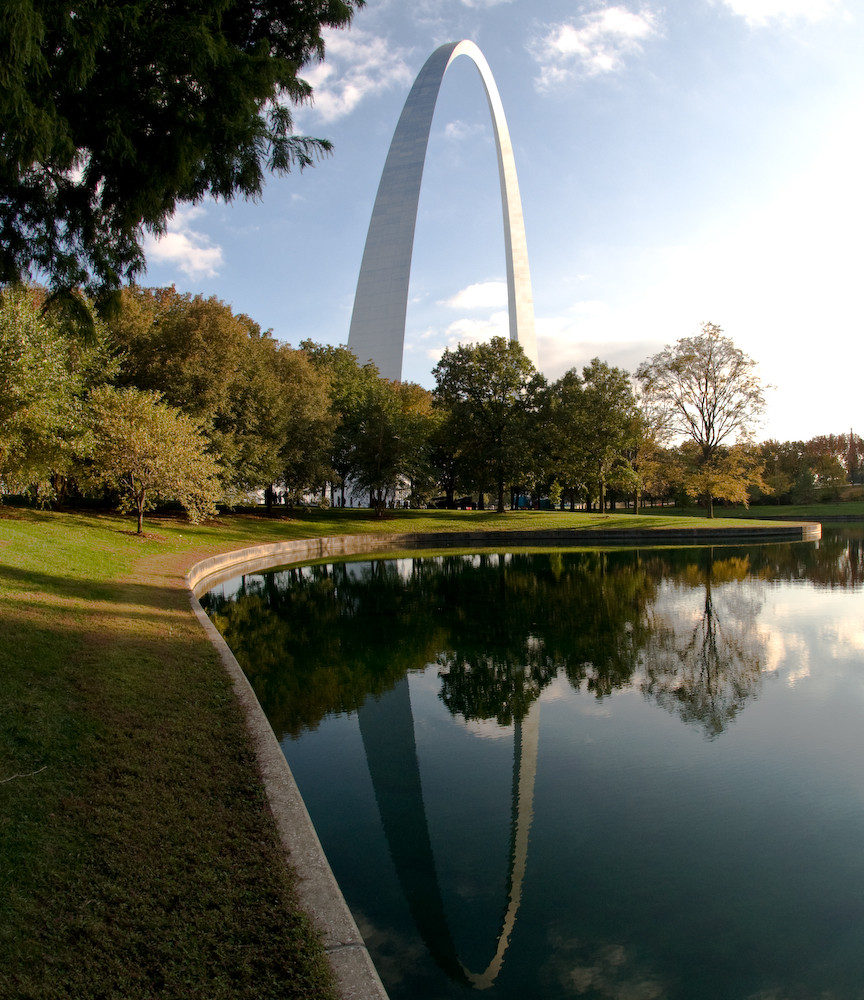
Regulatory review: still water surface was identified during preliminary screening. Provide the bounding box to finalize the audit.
[202,526,864,1000]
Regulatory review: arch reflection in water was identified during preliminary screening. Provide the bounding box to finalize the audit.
[201,532,864,1000]
[357,676,539,988]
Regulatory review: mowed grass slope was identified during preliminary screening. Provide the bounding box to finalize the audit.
[0,504,824,998]
[0,508,342,1000]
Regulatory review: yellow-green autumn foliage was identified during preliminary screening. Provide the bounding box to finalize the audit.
[86,385,222,533]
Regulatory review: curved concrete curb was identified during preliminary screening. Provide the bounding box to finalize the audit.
[185,522,820,1000]
[187,565,391,1000]
[189,523,820,597]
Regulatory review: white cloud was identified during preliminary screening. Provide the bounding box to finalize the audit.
[302,28,414,122]
[719,0,845,27]
[442,310,510,345]
[408,297,657,386]
[535,310,658,382]
[759,626,811,682]
[440,280,508,309]
[443,119,488,142]
[822,619,864,655]
[144,205,223,278]
[530,5,661,90]
[458,717,515,740]
[417,309,510,366]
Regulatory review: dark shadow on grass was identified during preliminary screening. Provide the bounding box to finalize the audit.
[0,564,178,610]
[1,585,340,1000]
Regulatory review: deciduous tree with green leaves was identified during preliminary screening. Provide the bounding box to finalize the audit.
[110,286,254,426]
[1,0,364,298]
[106,287,333,501]
[545,368,588,510]
[754,439,810,504]
[0,285,110,498]
[301,341,385,505]
[433,337,546,513]
[346,377,406,512]
[805,434,853,495]
[265,344,334,504]
[393,380,439,504]
[578,358,641,512]
[547,360,640,512]
[86,385,222,533]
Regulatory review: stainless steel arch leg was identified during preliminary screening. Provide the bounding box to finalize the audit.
[348,40,538,381]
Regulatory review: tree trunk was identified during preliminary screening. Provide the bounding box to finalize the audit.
[706,492,714,518]
[52,474,67,506]
[497,477,505,513]
[131,475,145,534]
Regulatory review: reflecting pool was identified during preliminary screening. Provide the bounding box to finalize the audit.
[201,526,864,1000]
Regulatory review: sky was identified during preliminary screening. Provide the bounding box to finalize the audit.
[142,0,864,444]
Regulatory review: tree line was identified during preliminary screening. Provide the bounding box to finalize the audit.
[1,286,860,529]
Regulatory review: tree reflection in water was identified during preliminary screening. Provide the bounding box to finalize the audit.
[200,526,862,739]
[639,552,765,738]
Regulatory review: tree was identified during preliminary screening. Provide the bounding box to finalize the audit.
[341,378,435,512]
[392,381,439,504]
[110,286,253,425]
[754,439,811,505]
[432,337,546,513]
[106,287,333,500]
[846,431,863,485]
[86,385,221,533]
[1,0,364,297]
[577,358,640,512]
[676,441,770,510]
[636,323,768,516]
[347,377,406,511]
[427,410,470,509]
[805,434,852,496]
[546,360,641,512]
[0,285,110,498]
[215,337,333,505]
[267,345,333,504]
[545,368,588,510]
[301,341,385,505]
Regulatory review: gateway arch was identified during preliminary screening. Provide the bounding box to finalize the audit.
[348,40,538,382]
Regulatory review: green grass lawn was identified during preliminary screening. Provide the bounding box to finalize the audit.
[0,502,846,999]
[642,500,864,520]
[0,508,343,1000]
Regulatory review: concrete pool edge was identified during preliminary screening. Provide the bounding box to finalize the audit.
[188,522,821,597]
[186,577,391,1000]
[185,521,820,1000]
